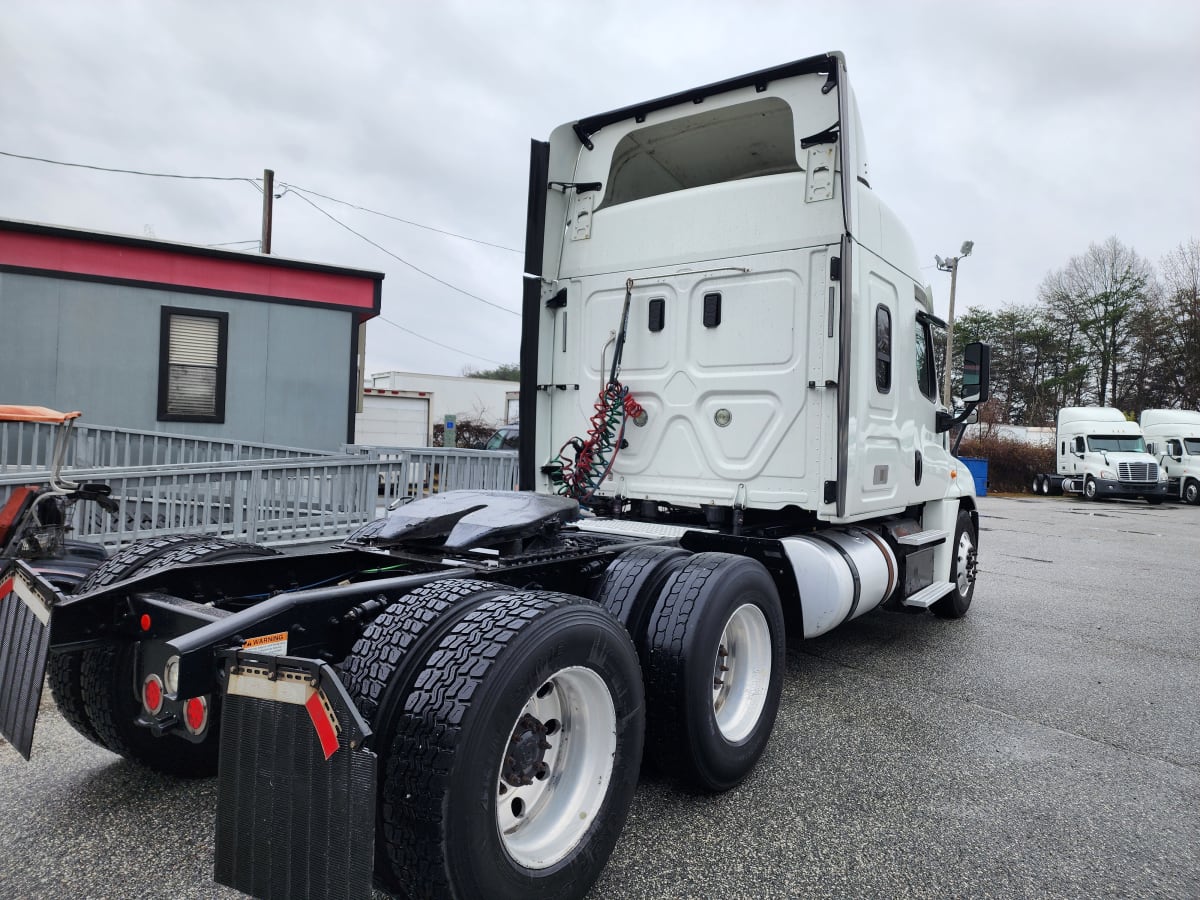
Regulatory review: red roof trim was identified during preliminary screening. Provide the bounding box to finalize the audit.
[0,226,381,314]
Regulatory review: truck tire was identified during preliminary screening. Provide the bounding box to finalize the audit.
[340,578,513,893]
[1185,480,1199,505]
[1032,474,1043,494]
[47,653,103,747]
[1083,476,1098,500]
[593,545,690,645]
[380,592,643,900]
[74,537,278,773]
[50,535,275,748]
[644,552,784,792]
[931,509,978,619]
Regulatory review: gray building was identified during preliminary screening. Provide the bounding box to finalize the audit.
[0,219,382,450]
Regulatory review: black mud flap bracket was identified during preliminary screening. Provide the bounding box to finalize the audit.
[214,650,376,900]
[0,562,60,760]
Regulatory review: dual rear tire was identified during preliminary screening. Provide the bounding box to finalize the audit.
[595,548,785,793]
[342,581,644,900]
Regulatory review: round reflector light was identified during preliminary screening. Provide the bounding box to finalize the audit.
[184,696,209,735]
[142,675,164,715]
[139,614,152,632]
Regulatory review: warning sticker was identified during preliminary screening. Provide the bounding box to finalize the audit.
[242,631,288,656]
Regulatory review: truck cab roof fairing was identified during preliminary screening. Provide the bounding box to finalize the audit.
[571,54,843,150]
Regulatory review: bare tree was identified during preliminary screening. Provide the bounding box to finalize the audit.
[1160,239,1200,407]
[1039,237,1151,409]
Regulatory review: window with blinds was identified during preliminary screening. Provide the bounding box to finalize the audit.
[157,307,228,422]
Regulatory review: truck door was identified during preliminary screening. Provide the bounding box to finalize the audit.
[838,248,901,519]
[839,247,944,521]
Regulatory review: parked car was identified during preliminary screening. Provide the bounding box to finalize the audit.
[480,423,519,450]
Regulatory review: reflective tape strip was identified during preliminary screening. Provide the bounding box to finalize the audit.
[12,572,50,625]
[227,666,341,759]
[227,670,313,706]
[305,690,340,760]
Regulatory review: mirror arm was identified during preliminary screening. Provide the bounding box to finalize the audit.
[937,400,978,435]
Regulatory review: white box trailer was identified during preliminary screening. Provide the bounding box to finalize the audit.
[1140,409,1200,504]
[1033,407,1168,502]
[368,371,518,434]
[354,388,431,446]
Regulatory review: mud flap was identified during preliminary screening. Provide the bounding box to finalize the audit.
[214,651,376,900]
[0,562,57,759]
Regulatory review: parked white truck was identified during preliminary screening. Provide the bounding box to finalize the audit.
[1140,409,1200,504]
[1033,407,1167,502]
[2,53,991,900]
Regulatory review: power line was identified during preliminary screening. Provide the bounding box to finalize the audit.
[0,149,259,186]
[3,148,519,261]
[284,188,520,318]
[280,182,521,253]
[374,315,509,365]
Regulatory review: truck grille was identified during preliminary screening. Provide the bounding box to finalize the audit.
[1118,462,1157,482]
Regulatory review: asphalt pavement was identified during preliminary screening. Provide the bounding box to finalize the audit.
[2,495,1198,899]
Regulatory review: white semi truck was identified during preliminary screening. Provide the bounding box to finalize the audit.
[1033,407,1167,503]
[1,53,991,900]
[1140,408,1200,504]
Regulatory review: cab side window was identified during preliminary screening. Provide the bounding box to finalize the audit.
[914,319,937,401]
[875,305,892,393]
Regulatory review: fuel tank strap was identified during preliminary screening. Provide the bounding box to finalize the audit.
[806,530,861,625]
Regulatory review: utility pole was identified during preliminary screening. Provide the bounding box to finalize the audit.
[261,168,274,254]
[936,240,974,407]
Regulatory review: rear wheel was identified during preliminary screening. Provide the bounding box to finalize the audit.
[379,592,643,900]
[73,536,277,773]
[1032,474,1043,494]
[340,578,507,894]
[644,553,784,792]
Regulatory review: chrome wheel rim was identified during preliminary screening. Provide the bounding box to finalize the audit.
[712,603,771,743]
[956,528,977,595]
[496,666,615,869]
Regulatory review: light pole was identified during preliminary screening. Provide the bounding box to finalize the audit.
[936,240,973,407]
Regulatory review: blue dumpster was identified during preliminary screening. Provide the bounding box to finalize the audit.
[960,457,988,497]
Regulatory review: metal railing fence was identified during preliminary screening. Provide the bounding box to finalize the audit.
[0,419,331,474]
[1,447,520,550]
[345,446,519,500]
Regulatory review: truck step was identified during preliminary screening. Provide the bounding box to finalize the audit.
[896,529,947,548]
[573,519,713,540]
[902,581,956,608]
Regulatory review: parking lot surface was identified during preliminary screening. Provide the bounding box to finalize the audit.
[2,495,1198,899]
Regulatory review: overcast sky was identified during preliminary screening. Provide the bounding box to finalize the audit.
[3,1,1197,379]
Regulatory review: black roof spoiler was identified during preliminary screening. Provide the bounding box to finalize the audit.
[572,53,841,150]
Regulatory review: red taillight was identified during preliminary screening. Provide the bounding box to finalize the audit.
[183,696,209,735]
[142,675,164,714]
[139,613,152,632]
